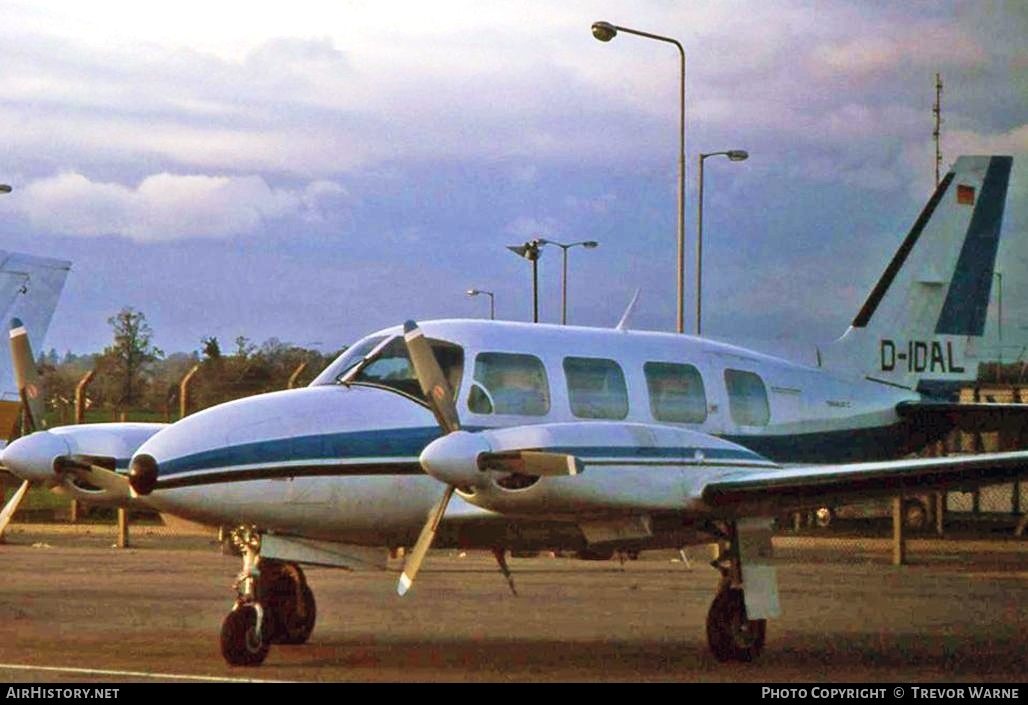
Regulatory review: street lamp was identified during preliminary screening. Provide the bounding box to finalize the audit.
[537,240,599,325]
[593,20,686,334]
[507,239,544,323]
[466,288,495,320]
[697,149,748,336]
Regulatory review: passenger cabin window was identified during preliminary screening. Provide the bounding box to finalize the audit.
[644,362,707,424]
[563,357,628,420]
[468,353,550,416]
[724,369,770,426]
[344,336,464,403]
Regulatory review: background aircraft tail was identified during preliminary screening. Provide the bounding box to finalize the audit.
[0,252,72,438]
[821,155,1013,398]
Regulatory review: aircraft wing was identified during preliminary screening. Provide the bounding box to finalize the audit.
[700,450,1028,516]
[897,399,1028,434]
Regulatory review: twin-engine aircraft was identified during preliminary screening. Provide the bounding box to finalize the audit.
[3,155,1026,667]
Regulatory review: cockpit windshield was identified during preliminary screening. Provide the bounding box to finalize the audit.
[310,333,464,404]
[310,335,389,386]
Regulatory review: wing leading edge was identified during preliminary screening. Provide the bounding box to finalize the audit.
[701,451,1028,515]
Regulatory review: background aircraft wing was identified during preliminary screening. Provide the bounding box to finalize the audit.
[700,450,1028,516]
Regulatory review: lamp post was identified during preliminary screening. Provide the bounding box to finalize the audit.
[466,289,495,320]
[507,239,544,323]
[593,20,686,334]
[537,240,599,324]
[697,149,748,336]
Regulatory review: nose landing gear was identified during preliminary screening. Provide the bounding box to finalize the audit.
[220,527,318,666]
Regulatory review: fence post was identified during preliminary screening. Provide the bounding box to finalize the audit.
[117,507,129,548]
[74,370,95,424]
[288,362,308,389]
[892,496,906,565]
[71,369,96,524]
[179,364,200,420]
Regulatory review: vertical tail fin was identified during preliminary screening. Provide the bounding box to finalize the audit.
[0,252,71,439]
[822,156,1013,397]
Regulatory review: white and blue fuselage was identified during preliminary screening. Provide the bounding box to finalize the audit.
[136,319,923,546]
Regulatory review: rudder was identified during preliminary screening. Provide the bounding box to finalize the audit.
[822,156,1013,396]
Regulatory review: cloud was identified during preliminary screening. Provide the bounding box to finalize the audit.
[16,172,346,241]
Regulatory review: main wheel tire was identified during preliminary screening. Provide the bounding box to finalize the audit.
[277,583,317,645]
[262,562,317,645]
[706,588,767,662]
[220,605,270,667]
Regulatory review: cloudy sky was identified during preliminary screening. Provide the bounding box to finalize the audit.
[2,0,1026,364]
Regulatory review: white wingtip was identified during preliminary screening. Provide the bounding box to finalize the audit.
[397,572,413,596]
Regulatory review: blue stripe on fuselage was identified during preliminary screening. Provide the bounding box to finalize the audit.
[156,426,444,478]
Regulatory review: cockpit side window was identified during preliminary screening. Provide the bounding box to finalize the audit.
[468,352,550,416]
[343,336,464,403]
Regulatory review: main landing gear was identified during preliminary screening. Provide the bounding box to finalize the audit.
[705,521,768,662]
[220,527,317,667]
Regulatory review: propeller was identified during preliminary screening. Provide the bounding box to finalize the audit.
[0,318,43,536]
[396,320,581,596]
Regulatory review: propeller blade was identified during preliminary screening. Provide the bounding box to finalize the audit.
[478,450,583,477]
[397,484,455,596]
[0,479,30,536]
[403,320,460,434]
[9,318,44,434]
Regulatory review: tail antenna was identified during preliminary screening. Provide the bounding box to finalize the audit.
[616,288,641,331]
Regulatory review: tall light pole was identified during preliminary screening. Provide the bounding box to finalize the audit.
[537,240,599,324]
[697,150,748,336]
[592,20,686,334]
[507,239,544,323]
[466,288,495,320]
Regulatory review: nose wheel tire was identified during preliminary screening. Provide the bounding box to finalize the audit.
[706,587,766,662]
[221,605,270,667]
